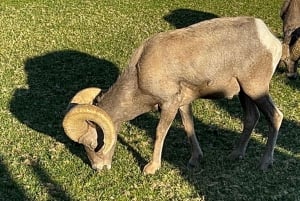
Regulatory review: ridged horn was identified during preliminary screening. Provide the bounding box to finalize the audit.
[62,88,116,154]
[68,87,101,108]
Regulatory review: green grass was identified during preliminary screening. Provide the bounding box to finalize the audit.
[1,0,300,200]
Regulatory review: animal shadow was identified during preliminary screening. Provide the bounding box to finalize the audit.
[285,73,300,90]
[163,8,219,28]
[9,50,119,161]
[0,155,28,200]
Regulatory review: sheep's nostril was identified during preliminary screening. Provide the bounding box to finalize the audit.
[92,163,111,171]
[105,164,111,170]
[287,72,298,79]
[92,164,103,171]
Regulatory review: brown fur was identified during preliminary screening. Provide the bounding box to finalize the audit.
[79,17,282,174]
[281,0,300,78]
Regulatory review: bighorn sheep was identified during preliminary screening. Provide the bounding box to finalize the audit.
[281,0,300,78]
[63,17,283,175]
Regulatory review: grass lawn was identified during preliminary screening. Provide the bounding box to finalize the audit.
[1,0,300,200]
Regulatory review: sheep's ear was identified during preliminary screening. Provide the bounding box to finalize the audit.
[77,123,98,150]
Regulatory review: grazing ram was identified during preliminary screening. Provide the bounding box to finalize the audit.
[280,0,300,78]
[63,17,283,175]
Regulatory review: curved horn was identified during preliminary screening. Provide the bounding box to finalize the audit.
[68,87,101,108]
[65,87,101,112]
[63,87,116,154]
[63,104,116,154]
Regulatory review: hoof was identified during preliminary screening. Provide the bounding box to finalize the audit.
[228,150,244,160]
[143,162,160,175]
[258,153,274,171]
[187,162,197,170]
[287,72,298,79]
[258,160,273,171]
[187,156,201,169]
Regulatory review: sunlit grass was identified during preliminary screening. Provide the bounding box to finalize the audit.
[1,0,300,200]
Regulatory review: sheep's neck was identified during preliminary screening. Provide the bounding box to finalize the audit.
[97,68,156,129]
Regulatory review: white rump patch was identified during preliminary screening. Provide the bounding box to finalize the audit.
[255,18,282,73]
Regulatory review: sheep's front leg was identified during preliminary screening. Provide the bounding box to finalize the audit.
[179,104,203,168]
[143,103,179,175]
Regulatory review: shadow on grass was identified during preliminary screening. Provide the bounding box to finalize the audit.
[0,155,72,200]
[163,8,218,28]
[31,162,72,200]
[275,62,300,88]
[9,50,119,199]
[7,8,300,200]
[0,155,29,200]
[160,9,300,199]
[127,97,300,200]
[116,8,299,199]
[10,49,119,159]
[284,73,300,91]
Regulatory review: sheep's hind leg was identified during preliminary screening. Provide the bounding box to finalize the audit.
[179,104,203,168]
[253,94,283,170]
[229,91,260,160]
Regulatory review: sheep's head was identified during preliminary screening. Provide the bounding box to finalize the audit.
[281,39,300,79]
[62,88,116,170]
